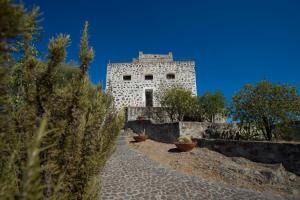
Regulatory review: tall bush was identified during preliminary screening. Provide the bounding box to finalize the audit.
[0,1,124,199]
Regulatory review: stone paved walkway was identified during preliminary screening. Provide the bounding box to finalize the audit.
[100,136,291,200]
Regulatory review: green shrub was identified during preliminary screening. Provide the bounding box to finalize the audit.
[0,1,124,199]
[177,136,193,144]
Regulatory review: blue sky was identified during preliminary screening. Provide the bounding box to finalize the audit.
[23,0,300,98]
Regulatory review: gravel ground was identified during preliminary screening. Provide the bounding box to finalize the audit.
[128,136,300,198]
[99,136,295,200]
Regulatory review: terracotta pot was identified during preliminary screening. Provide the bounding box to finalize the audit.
[174,142,197,152]
[133,135,148,142]
[137,116,145,121]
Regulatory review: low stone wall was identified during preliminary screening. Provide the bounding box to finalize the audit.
[126,107,226,124]
[179,122,210,138]
[125,120,300,175]
[126,120,245,143]
[125,120,179,143]
[126,107,171,123]
[196,138,300,176]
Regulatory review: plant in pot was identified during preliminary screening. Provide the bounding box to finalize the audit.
[133,129,148,142]
[174,136,197,151]
[137,116,145,121]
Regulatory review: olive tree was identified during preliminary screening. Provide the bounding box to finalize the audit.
[231,80,300,140]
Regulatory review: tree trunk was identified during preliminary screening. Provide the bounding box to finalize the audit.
[264,124,273,140]
[262,117,273,141]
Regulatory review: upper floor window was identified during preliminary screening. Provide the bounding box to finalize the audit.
[145,74,153,80]
[166,73,175,79]
[123,75,131,81]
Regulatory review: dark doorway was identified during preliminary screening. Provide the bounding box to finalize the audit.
[145,89,153,107]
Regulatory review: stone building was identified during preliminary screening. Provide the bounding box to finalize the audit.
[106,51,197,110]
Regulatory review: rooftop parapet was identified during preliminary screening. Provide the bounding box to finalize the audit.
[133,51,173,63]
[107,52,194,64]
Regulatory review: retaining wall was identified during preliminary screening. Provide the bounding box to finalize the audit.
[196,138,300,176]
[125,120,179,143]
[126,120,300,175]
[126,107,171,123]
[179,122,210,138]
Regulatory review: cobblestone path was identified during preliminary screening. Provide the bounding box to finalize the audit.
[100,136,290,200]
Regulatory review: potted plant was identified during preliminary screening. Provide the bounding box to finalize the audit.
[133,129,148,142]
[137,116,145,121]
[174,136,197,151]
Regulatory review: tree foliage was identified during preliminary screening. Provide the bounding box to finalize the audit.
[0,0,24,62]
[0,1,124,199]
[0,0,41,64]
[157,86,227,122]
[158,87,195,121]
[195,91,226,122]
[231,80,300,140]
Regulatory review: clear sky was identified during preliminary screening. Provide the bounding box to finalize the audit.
[23,0,300,98]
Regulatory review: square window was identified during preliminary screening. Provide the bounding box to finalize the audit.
[145,75,153,80]
[166,73,175,79]
[123,75,131,80]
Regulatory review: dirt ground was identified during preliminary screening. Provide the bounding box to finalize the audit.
[127,137,300,198]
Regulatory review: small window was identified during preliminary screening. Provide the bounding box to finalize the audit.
[145,74,153,80]
[166,73,175,79]
[123,75,131,81]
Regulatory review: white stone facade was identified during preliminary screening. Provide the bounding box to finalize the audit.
[106,52,197,109]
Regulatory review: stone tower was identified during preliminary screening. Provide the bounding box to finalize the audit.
[106,51,197,109]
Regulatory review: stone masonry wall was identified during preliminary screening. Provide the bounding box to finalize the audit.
[196,138,300,176]
[126,120,300,175]
[125,120,179,143]
[126,107,171,123]
[106,53,197,109]
[179,122,211,138]
[126,107,226,124]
